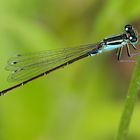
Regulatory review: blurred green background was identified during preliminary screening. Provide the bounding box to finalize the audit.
[0,0,140,140]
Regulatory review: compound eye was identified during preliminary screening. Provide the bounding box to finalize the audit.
[129,35,137,43]
[125,24,132,32]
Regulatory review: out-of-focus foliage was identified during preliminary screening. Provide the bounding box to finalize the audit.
[0,0,140,140]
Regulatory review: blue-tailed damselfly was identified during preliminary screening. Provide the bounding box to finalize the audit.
[0,24,138,96]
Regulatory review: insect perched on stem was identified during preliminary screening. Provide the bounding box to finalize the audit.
[0,24,138,96]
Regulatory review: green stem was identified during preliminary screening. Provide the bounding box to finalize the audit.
[116,56,140,140]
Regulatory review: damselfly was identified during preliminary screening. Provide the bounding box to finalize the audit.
[0,24,138,96]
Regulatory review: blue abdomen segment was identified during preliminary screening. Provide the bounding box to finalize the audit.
[89,49,101,56]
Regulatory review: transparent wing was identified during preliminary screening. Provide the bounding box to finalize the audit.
[5,44,97,82]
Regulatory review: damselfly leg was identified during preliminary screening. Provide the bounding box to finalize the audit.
[117,47,123,61]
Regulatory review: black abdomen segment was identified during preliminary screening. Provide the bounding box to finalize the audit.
[0,50,94,96]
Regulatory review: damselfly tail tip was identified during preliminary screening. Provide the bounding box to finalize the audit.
[0,92,5,96]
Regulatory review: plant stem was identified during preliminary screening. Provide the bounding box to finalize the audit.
[116,56,140,140]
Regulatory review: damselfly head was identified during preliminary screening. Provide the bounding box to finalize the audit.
[128,35,138,44]
[125,24,133,32]
[125,24,138,45]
